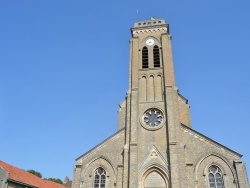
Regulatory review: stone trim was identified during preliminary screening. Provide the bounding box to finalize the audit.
[194,153,239,188]
[169,142,177,145]
[181,124,242,157]
[75,128,125,161]
[139,164,169,188]
[178,93,188,104]
[139,145,169,171]
[82,155,117,178]
[132,27,168,35]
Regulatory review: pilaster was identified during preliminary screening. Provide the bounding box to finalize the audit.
[234,161,250,188]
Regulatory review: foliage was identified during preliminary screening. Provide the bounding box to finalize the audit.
[46,178,63,184]
[26,169,63,184]
[26,170,42,178]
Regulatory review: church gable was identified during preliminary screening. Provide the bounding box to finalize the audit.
[179,124,246,187]
[180,123,244,187]
[180,124,242,159]
[76,128,125,164]
[139,146,169,185]
[140,146,169,172]
[73,129,125,188]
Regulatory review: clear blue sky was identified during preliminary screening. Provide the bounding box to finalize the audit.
[0,0,249,181]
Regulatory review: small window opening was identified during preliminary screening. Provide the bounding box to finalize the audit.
[142,46,149,68]
[153,45,160,67]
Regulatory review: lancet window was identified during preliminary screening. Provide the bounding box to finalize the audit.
[153,45,160,67]
[142,46,149,68]
[94,167,106,188]
[141,44,161,69]
[208,166,224,188]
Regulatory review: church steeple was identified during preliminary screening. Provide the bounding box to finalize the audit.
[72,18,249,188]
[129,19,175,97]
[119,18,195,188]
[122,18,182,188]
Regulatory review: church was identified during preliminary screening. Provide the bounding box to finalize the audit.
[71,19,249,188]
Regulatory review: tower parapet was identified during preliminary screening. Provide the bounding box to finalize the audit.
[133,18,167,28]
[131,18,169,36]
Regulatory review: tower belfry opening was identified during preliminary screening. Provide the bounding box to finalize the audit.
[72,18,249,188]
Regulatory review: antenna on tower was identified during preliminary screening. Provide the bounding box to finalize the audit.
[136,9,139,21]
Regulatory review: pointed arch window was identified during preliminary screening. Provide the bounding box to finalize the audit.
[142,46,149,68]
[153,45,160,67]
[208,166,224,188]
[94,167,106,188]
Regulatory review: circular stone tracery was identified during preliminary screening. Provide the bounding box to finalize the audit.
[142,109,164,128]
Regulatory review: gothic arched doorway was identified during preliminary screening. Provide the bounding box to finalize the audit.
[142,168,168,188]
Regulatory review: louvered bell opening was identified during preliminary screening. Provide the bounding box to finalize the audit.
[142,46,149,68]
[153,46,160,67]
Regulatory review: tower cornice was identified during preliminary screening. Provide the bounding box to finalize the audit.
[131,26,169,36]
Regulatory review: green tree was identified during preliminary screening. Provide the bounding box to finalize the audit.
[26,170,42,178]
[46,178,63,184]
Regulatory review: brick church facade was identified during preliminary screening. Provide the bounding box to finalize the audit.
[72,19,249,188]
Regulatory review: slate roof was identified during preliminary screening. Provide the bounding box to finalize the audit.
[0,160,65,188]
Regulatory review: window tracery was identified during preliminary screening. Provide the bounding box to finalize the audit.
[94,167,106,188]
[208,166,224,188]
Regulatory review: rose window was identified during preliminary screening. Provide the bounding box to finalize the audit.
[143,109,163,127]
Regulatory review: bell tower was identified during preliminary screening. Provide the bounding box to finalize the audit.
[72,18,249,188]
[122,19,191,188]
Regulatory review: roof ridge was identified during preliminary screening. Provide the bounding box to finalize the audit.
[0,160,65,188]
